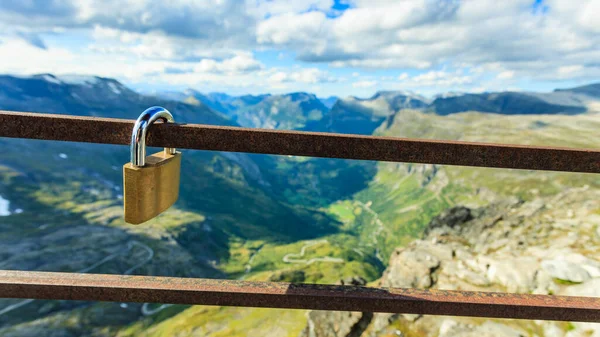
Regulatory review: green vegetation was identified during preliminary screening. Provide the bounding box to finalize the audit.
[553,278,582,285]
[117,306,307,337]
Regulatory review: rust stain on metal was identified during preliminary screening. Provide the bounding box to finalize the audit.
[1,110,600,173]
[0,270,599,322]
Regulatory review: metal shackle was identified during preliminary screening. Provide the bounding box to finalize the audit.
[130,106,176,167]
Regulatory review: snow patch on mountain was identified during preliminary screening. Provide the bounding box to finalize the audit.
[57,75,99,86]
[108,82,122,94]
[40,74,61,84]
[0,195,11,216]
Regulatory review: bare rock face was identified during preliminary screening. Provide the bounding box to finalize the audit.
[424,206,473,235]
[300,311,373,337]
[299,188,600,337]
[541,259,591,283]
[299,277,372,337]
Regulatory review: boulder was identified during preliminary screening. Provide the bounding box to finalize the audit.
[541,259,591,283]
[424,206,473,236]
[299,311,373,337]
[383,248,440,289]
[485,257,540,293]
[298,277,372,337]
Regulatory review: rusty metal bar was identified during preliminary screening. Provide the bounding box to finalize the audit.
[0,270,599,322]
[1,110,599,173]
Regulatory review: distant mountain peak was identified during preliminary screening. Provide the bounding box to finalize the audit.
[554,82,600,98]
[0,73,229,124]
[55,74,101,86]
[183,88,200,96]
[372,90,429,103]
[285,92,317,99]
[29,73,125,87]
[319,96,338,109]
[434,91,467,99]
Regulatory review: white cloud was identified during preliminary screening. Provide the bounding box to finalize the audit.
[194,54,263,74]
[268,68,337,84]
[352,80,377,88]
[0,0,598,95]
[0,0,261,71]
[257,11,328,53]
[398,70,472,87]
[0,37,262,82]
[248,0,333,18]
[0,39,91,76]
[496,71,515,80]
[556,65,584,78]
[0,1,256,43]
[268,71,290,83]
[257,0,600,82]
[90,26,243,61]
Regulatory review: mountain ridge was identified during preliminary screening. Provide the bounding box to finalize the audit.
[154,82,600,136]
[555,82,600,97]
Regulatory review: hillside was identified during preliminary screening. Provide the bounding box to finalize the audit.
[304,91,428,135]
[301,188,600,337]
[555,82,600,98]
[428,88,598,116]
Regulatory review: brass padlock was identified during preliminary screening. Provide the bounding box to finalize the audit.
[123,106,181,224]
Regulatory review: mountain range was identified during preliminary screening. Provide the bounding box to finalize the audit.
[155,89,330,130]
[154,82,600,134]
[0,73,599,336]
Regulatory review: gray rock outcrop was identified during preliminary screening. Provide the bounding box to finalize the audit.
[299,188,600,336]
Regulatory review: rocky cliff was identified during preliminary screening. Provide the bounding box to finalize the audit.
[300,186,600,337]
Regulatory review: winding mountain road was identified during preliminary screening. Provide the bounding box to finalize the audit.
[282,240,344,265]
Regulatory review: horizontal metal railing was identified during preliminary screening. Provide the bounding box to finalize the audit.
[1,270,599,322]
[1,110,599,322]
[2,111,600,173]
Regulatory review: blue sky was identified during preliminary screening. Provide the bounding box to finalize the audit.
[0,0,598,98]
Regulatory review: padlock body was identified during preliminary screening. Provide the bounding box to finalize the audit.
[123,151,181,224]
